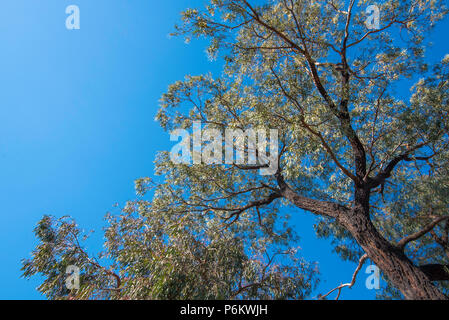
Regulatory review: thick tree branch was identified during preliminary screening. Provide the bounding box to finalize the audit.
[276,172,349,218]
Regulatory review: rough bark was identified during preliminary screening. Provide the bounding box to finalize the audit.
[278,175,448,299]
[336,187,448,300]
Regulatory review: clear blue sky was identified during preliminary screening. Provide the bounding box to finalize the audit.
[0,0,447,300]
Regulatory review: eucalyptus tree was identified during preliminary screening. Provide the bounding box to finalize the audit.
[22,207,315,299]
[23,0,449,300]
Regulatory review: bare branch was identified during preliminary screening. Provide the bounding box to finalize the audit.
[320,254,368,300]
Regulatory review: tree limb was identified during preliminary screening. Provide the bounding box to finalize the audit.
[276,172,349,218]
[368,142,430,189]
[397,216,449,250]
[319,254,368,300]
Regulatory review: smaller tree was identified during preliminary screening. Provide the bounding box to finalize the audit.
[22,178,318,300]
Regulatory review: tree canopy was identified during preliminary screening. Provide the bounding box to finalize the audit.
[23,0,449,300]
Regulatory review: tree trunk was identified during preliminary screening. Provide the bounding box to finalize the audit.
[339,191,448,300]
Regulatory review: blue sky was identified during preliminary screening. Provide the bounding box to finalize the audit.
[0,0,447,300]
